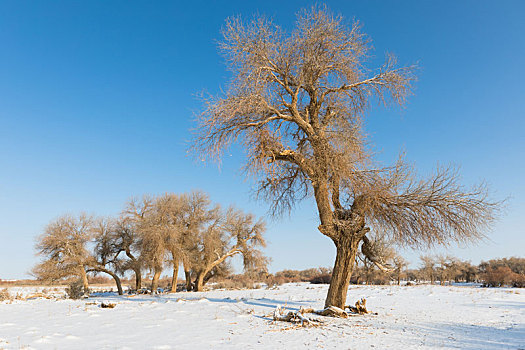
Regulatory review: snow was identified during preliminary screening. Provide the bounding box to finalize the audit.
[0,283,523,349]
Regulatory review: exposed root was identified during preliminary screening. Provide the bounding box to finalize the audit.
[272,306,322,327]
[271,298,373,327]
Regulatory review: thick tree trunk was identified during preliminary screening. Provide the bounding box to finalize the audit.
[182,258,193,291]
[194,272,205,292]
[324,236,360,309]
[151,268,161,293]
[184,269,192,291]
[170,262,179,293]
[79,265,89,295]
[134,268,142,290]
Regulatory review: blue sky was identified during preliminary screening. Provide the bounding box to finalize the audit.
[0,0,524,278]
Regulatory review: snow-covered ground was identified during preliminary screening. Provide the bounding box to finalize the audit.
[0,283,523,349]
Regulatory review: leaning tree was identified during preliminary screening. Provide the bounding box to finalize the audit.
[193,7,499,308]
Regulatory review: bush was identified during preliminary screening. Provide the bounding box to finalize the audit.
[66,280,87,299]
[309,273,331,284]
[0,288,11,301]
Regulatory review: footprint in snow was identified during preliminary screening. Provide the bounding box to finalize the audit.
[34,336,52,343]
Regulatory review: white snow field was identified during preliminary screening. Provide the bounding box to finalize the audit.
[0,283,523,349]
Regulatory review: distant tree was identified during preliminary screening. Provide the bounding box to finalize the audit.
[154,193,186,292]
[193,6,500,308]
[392,255,408,285]
[112,218,144,290]
[124,196,166,293]
[479,257,525,287]
[178,190,222,291]
[33,214,93,295]
[87,218,124,295]
[420,255,436,284]
[188,206,267,291]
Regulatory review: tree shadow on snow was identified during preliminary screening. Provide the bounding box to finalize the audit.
[89,292,318,310]
[413,322,525,349]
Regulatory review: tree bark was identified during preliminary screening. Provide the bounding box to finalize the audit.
[151,268,162,293]
[184,269,192,291]
[324,235,360,309]
[79,265,89,295]
[182,258,193,291]
[134,268,142,290]
[194,272,205,292]
[106,270,123,295]
[170,261,179,293]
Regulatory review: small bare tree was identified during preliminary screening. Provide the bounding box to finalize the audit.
[392,255,408,285]
[33,214,93,294]
[420,255,437,284]
[193,6,500,308]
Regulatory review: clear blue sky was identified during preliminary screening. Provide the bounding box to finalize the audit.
[1,0,524,278]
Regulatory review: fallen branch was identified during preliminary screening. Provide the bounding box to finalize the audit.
[271,298,374,327]
[347,298,370,314]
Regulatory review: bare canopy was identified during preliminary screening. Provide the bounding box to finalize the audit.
[193,6,500,308]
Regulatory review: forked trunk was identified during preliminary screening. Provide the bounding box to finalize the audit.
[193,272,205,292]
[151,268,161,293]
[324,236,360,309]
[182,259,192,291]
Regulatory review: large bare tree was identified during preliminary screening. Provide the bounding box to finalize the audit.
[193,7,499,308]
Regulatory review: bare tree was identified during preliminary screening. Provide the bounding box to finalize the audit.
[187,206,267,291]
[112,218,144,290]
[193,6,499,308]
[178,190,220,291]
[154,193,186,292]
[392,255,408,285]
[124,196,166,293]
[33,214,93,294]
[87,218,124,295]
[420,255,437,284]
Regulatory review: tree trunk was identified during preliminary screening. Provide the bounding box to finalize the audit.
[151,268,161,293]
[170,262,179,293]
[184,270,192,291]
[106,271,123,295]
[193,272,205,292]
[182,258,193,291]
[324,236,360,309]
[79,265,89,295]
[134,268,142,290]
